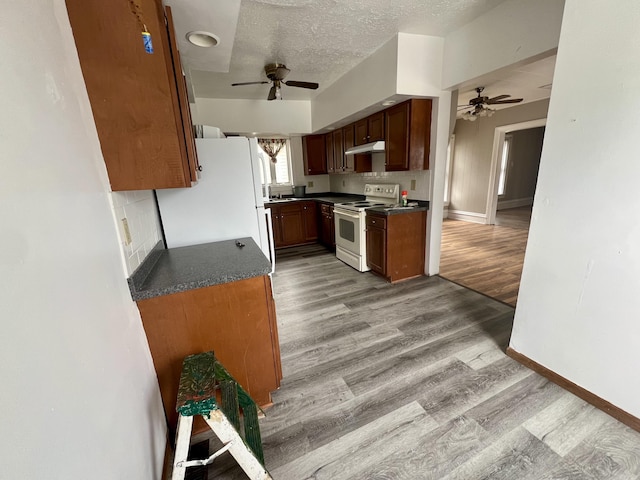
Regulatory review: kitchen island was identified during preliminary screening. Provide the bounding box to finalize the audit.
[128,238,281,434]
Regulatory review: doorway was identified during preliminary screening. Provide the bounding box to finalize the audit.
[439,119,546,306]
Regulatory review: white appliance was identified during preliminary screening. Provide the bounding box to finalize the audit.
[334,184,400,272]
[156,137,275,272]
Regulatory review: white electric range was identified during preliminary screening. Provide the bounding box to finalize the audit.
[333,184,400,271]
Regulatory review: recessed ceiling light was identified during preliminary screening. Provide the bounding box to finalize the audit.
[326,127,335,131]
[381,100,396,106]
[186,31,219,48]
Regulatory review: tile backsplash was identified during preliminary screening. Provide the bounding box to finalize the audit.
[110,190,163,276]
[329,154,431,200]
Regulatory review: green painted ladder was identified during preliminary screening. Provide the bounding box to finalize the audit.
[171,351,272,480]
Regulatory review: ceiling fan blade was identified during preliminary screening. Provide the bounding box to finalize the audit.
[231,81,269,86]
[487,94,511,102]
[457,104,473,109]
[284,80,319,90]
[488,98,523,104]
[267,85,277,101]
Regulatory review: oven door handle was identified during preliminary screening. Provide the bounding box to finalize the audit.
[333,208,361,219]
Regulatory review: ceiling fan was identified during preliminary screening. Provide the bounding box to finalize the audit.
[231,63,319,100]
[458,87,523,120]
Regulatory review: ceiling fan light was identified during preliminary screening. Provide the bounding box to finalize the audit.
[275,86,282,100]
[186,31,219,48]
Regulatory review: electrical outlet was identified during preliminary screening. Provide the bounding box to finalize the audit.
[121,218,132,246]
[342,180,345,187]
[410,179,416,190]
[308,181,314,188]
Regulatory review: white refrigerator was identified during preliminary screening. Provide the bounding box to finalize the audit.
[156,137,275,271]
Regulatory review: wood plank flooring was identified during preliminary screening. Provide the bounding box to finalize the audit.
[440,208,532,306]
[191,245,640,479]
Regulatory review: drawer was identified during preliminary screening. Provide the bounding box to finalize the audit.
[366,215,386,229]
[320,204,333,215]
[279,202,303,213]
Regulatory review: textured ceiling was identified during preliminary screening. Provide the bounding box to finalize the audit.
[169,0,510,100]
[457,55,556,116]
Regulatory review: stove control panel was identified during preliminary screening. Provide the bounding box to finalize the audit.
[364,183,400,203]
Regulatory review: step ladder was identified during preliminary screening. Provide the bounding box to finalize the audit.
[171,351,272,480]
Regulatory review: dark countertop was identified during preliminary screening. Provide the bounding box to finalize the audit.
[127,237,272,301]
[265,193,364,206]
[367,200,430,216]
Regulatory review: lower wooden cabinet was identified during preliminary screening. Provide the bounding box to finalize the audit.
[319,203,335,249]
[270,201,318,248]
[137,275,282,435]
[366,210,427,282]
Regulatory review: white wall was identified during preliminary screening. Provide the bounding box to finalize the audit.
[442,0,565,89]
[193,98,312,135]
[510,0,640,418]
[311,35,399,131]
[0,2,167,478]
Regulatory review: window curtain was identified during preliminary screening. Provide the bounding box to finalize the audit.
[258,138,286,164]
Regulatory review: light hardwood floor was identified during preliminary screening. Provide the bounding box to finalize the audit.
[190,244,640,480]
[440,207,532,306]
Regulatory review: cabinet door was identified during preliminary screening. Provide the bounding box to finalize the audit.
[333,129,344,173]
[270,206,284,248]
[302,134,327,175]
[302,201,318,241]
[65,0,195,190]
[355,118,369,146]
[342,124,355,173]
[280,204,305,246]
[165,7,199,182]
[368,111,385,142]
[385,102,411,171]
[137,275,280,434]
[325,132,335,173]
[366,221,386,274]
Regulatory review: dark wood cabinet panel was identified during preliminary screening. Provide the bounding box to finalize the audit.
[366,210,426,282]
[325,132,335,173]
[65,0,197,190]
[302,201,318,241]
[385,99,432,171]
[270,201,319,248]
[342,124,356,173]
[333,129,344,173]
[355,118,369,146]
[137,275,281,434]
[385,102,411,171]
[280,205,305,246]
[302,134,327,175]
[355,112,385,146]
[319,203,335,249]
[368,111,385,142]
[366,221,386,274]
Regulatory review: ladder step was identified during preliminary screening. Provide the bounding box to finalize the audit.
[172,351,272,480]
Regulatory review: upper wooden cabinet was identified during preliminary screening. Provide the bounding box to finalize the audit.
[325,132,336,173]
[65,0,198,191]
[302,134,327,175]
[385,99,432,171]
[355,111,385,145]
[332,129,344,173]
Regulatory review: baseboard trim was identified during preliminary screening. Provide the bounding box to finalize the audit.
[447,209,487,224]
[497,197,533,210]
[506,347,640,433]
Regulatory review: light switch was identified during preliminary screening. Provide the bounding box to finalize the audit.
[410,179,416,190]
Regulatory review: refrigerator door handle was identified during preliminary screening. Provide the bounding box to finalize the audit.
[265,207,276,274]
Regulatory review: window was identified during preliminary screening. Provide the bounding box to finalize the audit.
[498,134,512,196]
[258,139,291,185]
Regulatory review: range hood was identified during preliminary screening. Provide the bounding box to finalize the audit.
[344,141,385,155]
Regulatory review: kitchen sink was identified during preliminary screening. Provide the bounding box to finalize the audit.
[266,198,300,203]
